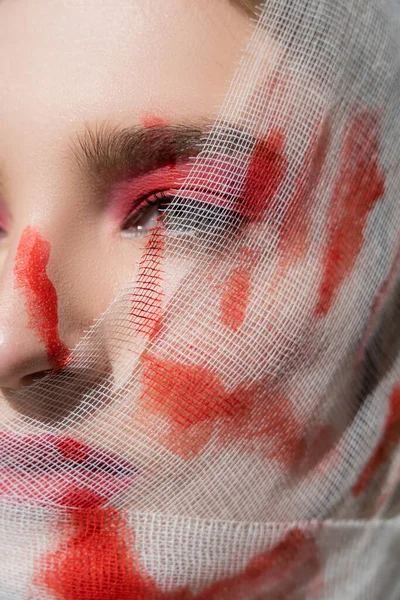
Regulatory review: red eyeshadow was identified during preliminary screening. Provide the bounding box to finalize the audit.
[13,226,71,370]
[108,163,192,226]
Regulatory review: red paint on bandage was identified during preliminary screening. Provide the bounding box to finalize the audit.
[138,353,253,460]
[36,489,160,600]
[14,226,71,370]
[131,223,166,339]
[234,391,307,469]
[241,130,287,222]
[280,118,331,258]
[353,384,400,497]
[220,248,255,331]
[196,529,319,600]
[139,354,306,468]
[37,488,319,600]
[53,438,90,464]
[315,111,385,316]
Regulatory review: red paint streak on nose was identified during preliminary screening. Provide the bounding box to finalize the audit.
[353,384,400,497]
[14,226,71,370]
[315,110,385,316]
[240,129,287,222]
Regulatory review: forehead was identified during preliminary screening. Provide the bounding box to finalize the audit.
[0,0,250,131]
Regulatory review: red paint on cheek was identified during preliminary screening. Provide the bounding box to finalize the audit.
[240,130,287,222]
[315,111,385,317]
[131,222,166,339]
[13,226,71,370]
[220,248,256,331]
[353,384,400,497]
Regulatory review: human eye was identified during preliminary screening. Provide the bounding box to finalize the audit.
[120,189,244,239]
[120,192,169,238]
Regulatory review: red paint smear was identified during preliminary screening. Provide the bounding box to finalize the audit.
[279,117,331,260]
[240,129,287,222]
[353,384,400,497]
[222,389,307,470]
[220,248,255,331]
[37,498,319,600]
[315,111,385,317]
[13,226,71,370]
[195,528,320,600]
[36,489,160,600]
[131,222,166,339]
[138,353,306,467]
[141,114,168,128]
[138,352,252,460]
[53,438,90,464]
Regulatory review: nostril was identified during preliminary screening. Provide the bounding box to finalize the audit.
[19,370,54,388]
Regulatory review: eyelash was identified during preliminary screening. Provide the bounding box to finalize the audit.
[120,191,244,238]
[120,191,173,238]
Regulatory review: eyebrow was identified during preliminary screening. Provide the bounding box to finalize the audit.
[69,120,257,183]
[70,121,210,182]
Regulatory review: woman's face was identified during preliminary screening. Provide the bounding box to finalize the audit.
[0,0,336,521]
[0,0,252,387]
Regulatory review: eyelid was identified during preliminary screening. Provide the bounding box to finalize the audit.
[119,188,179,229]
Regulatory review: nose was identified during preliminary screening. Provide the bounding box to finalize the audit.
[0,225,71,391]
[0,327,54,389]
